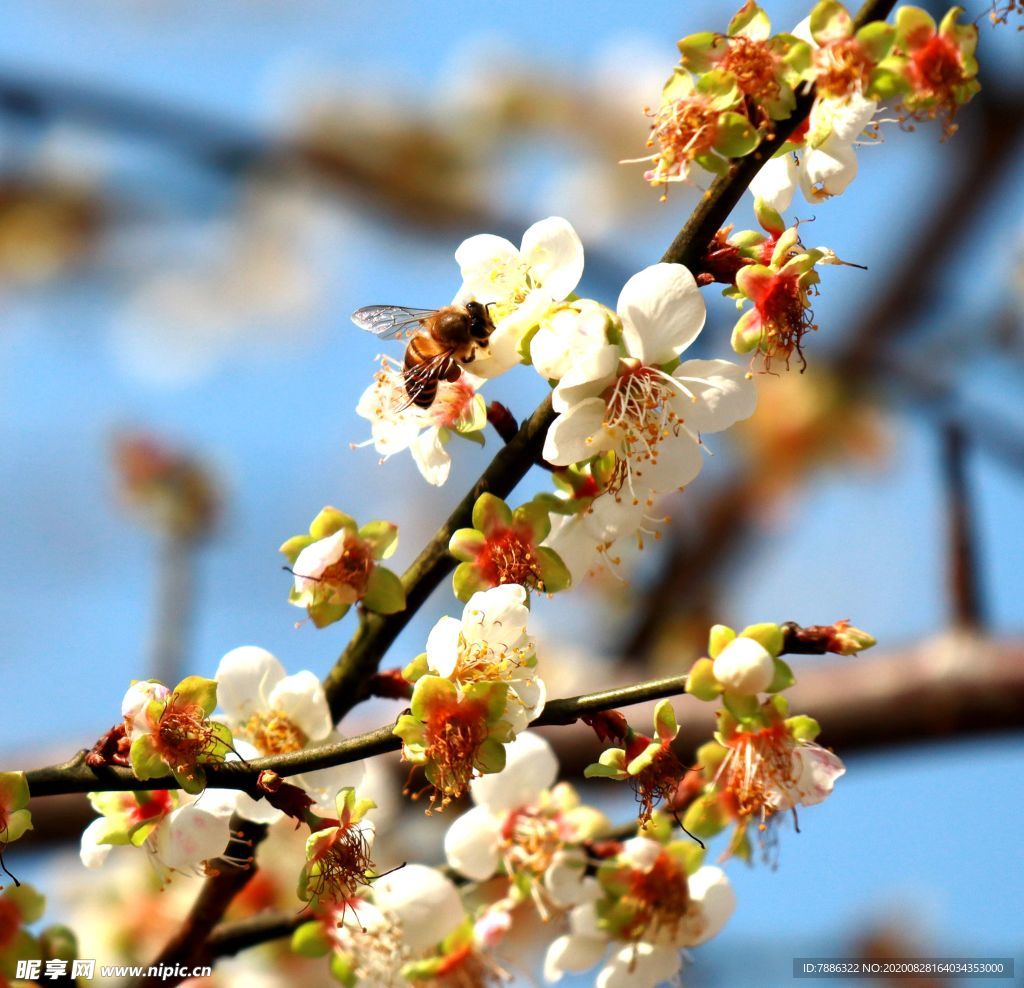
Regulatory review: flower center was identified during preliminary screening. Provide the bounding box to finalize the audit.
[130,789,173,825]
[716,724,797,825]
[420,698,492,810]
[500,807,565,882]
[241,710,309,755]
[756,272,815,369]
[628,744,686,824]
[477,526,544,591]
[155,699,221,773]
[318,538,375,603]
[620,850,694,943]
[721,36,782,108]
[813,39,875,99]
[645,96,720,185]
[910,35,964,96]
[602,364,687,501]
[307,826,374,905]
[430,377,476,429]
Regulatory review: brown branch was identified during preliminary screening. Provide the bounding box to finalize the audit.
[942,422,985,631]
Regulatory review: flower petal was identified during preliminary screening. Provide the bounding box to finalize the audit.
[214,646,286,723]
[443,805,502,881]
[688,865,736,944]
[426,616,463,678]
[455,233,521,301]
[543,398,612,467]
[544,934,607,982]
[269,671,332,742]
[410,428,451,487]
[748,153,798,213]
[519,216,585,301]
[596,943,681,988]
[617,263,706,364]
[469,730,558,813]
[675,358,757,434]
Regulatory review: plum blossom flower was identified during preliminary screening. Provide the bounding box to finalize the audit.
[448,493,571,601]
[543,262,756,504]
[444,732,609,913]
[292,864,466,986]
[122,676,233,795]
[213,646,365,819]
[79,787,237,876]
[424,584,544,733]
[454,217,585,377]
[394,677,513,811]
[298,788,376,909]
[280,506,404,628]
[749,92,879,211]
[544,837,735,988]
[356,357,487,486]
[584,700,686,823]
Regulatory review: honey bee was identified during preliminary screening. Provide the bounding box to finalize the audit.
[351,301,495,410]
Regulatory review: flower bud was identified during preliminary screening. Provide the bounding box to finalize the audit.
[712,637,775,695]
[831,622,877,655]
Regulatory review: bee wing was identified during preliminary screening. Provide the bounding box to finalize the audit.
[351,305,439,339]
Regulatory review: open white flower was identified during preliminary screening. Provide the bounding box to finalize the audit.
[355,357,486,486]
[751,94,878,212]
[444,732,607,911]
[214,646,364,819]
[80,787,237,875]
[544,843,736,988]
[543,263,756,501]
[455,217,585,378]
[543,495,649,585]
[425,584,544,733]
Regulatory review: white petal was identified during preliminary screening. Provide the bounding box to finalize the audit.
[544,934,607,982]
[531,304,610,382]
[426,616,463,678]
[215,646,286,722]
[443,806,502,880]
[462,585,530,651]
[454,233,521,301]
[410,428,451,486]
[828,94,877,143]
[79,818,113,869]
[635,430,704,494]
[748,153,798,213]
[372,864,463,953]
[519,216,585,301]
[269,671,332,741]
[544,850,596,908]
[568,902,604,940]
[121,681,170,740]
[617,263,706,364]
[552,345,618,412]
[511,675,546,724]
[596,943,681,988]
[800,140,858,201]
[293,530,347,592]
[469,730,558,813]
[688,865,736,944]
[155,803,233,871]
[543,398,611,467]
[675,358,757,434]
[619,836,663,871]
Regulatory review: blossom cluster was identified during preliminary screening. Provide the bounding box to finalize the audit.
[642,0,980,205]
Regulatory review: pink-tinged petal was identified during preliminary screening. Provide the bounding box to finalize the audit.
[675,358,757,434]
[292,530,347,593]
[544,934,608,982]
[214,646,286,722]
[748,153,798,213]
[519,216,585,301]
[543,398,612,467]
[617,262,706,364]
[443,805,502,880]
[470,730,557,813]
[156,802,233,871]
[79,818,114,869]
[735,264,776,304]
[269,671,332,742]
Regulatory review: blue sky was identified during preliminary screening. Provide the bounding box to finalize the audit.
[1,1,1021,983]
